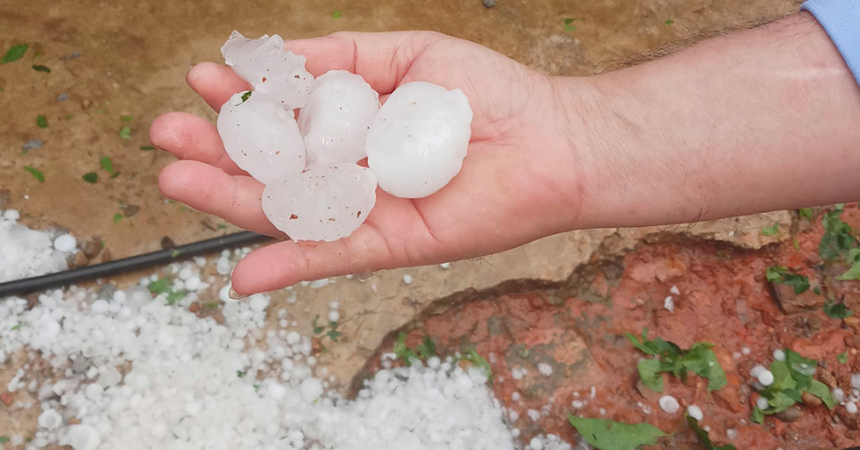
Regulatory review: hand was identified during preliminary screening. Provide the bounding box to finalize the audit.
[151,31,585,295]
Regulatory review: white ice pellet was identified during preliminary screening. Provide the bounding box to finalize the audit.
[851,373,860,389]
[750,364,766,378]
[63,424,102,450]
[366,81,472,198]
[537,363,553,377]
[298,70,379,166]
[328,310,340,323]
[217,91,306,184]
[663,296,674,312]
[670,285,680,295]
[847,402,858,414]
[37,408,62,429]
[687,405,703,421]
[756,396,769,410]
[185,276,202,291]
[403,274,413,285]
[220,31,312,109]
[262,164,377,242]
[53,234,77,252]
[300,378,323,403]
[741,346,751,355]
[659,395,680,414]
[529,437,544,450]
[757,369,774,386]
[440,262,451,269]
[726,429,739,440]
[773,349,786,361]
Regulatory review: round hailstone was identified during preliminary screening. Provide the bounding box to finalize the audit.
[217,91,306,184]
[366,81,472,198]
[298,70,380,166]
[220,31,312,109]
[262,164,377,242]
[53,234,77,252]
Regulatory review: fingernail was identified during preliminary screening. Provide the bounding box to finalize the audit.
[228,287,246,301]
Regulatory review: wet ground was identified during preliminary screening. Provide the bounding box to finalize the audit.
[6,0,854,449]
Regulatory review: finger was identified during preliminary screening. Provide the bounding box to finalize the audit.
[285,31,449,94]
[150,112,248,176]
[231,227,395,295]
[186,62,250,112]
[158,160,283,237]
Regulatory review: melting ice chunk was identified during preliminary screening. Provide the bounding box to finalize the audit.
[262,164,377,242]
[298,70,380,167]
[217,91,306,184]
[221,31,313,110]
[365,81,472,198]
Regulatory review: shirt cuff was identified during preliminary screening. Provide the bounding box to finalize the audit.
[802,0,860,87]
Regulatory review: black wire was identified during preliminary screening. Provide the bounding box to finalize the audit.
[0,232,272,298]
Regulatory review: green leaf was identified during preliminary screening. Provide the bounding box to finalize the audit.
[416,336,436,359]
[823,301,852,319]
[100,156,114,174]
[750,406,764,424]
[393,332,418,365]
[807,379,836,409]
[813,286,821,295]
[113,212,123,223]
[32,64,51,73]
[140,145,155,151]
[36,114,48,128]
[798,208,814,219]
[24,166,45,183]
[148,277,170,295]
[793,239,800,250]
[687,416,737,450]
[564,17,584,32]
[0,436,9,444]
[568,416,665,450]
[702,348,728,392]
[326,328,341,341]
[766,266,809,294]
[217,224,227,230]
[332,10,342,18]
[819,208,856,261]
[312,316,325,334]
[837,262,860,280]
[463,349,493,384]
[11,323,24,331]
[664,19,675,26]
[119,126,131,140]
[241,91,252,102]
[837,351,848,364]
[171,249,180,258]
[120,115,134,122]
[1,43,29,64]
[637,359,663,392]
[761,223,779,236]
[237,370,247,378]
[82,172,98,184]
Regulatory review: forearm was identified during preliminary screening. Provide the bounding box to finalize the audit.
[562,12,860,229]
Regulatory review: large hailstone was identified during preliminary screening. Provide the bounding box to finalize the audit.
[366,81,473,198]
[262,164,377,242]
[217,91,306,184]
[221,31,313,110]
[297,70,380,166]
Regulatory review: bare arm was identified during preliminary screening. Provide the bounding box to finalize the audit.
[563,12,860,229]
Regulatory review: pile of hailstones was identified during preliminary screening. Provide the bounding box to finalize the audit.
[218,32,473,242]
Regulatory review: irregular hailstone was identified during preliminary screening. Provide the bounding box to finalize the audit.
[217,91,306,184]
[297,70,380,166]
[366,81,472,198]
[262,164,377,242]
[220,31,313,109]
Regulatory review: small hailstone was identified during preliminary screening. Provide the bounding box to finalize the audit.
[217,91,306,184]
[833,388,845,403]
[750,364,766,378]
[756,397,769,410]
[851,373,860,389]
[741,346,751,355]
[328,310,340,323]
[220,31,312,109]
[64,424,102,450]
[300,378,323,402]
[757,369,774,386]
[571,400,583,409]
[773,349,786,361]
[262,164,377,242]
[687,405,703,421]
[3,209,20,221]
[440,262,451,269]
[537,363,553,377]
[403,274,413,285]
[298,70,380,166]
[53,234,77,252]
[726,429,738,440]
[37,408,62,429]
[329,300,339,310]
[658,395,680,414]
[218,284,232,303]
[663,296,674,312]
[366,81,473,198]
[529,438,544,450]
[847,402,858,414]
[670,285,680,295]
[185,276,202,291]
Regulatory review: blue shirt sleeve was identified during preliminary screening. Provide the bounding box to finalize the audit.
[801,0,860,87]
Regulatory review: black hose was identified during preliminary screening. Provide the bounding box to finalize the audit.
[0,231,272,298]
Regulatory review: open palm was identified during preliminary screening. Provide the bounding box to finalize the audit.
[151,31,582,295]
